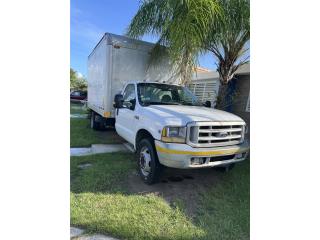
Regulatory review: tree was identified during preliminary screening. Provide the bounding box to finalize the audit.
[70,68,87,91]
[70,68,77,89]
[127,0,249,108]
[207,0,250,108]
[127,0,222,85]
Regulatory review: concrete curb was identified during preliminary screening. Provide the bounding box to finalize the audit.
[70,227,84,238]
[70,148,92,156]
[70,144,130,156]
[70,114,88,119]
[71,227,120,240]
[91,144,128,154]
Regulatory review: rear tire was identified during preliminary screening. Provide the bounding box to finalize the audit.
[136,138,163,184]
[90,111,100,130]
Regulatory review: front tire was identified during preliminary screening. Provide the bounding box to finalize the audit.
[136,138,163,184]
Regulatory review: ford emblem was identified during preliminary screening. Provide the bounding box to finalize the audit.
[216,132,228,138]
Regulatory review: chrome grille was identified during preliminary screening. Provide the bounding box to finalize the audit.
[187,122,245,147]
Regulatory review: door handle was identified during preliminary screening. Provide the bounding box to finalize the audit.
[134,115,139,120]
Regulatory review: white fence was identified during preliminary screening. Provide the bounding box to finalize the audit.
[188,79,220,107]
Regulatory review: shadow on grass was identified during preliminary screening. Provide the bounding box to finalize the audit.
[70,152,250,240]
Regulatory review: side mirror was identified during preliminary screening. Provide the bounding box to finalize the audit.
[204,101,211,108]
[114,94,124,108]
[129,99,136,110]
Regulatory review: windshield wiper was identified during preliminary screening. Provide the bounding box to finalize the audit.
[180,100,202,106]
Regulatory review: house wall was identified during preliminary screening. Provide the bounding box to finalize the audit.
[191,64,250,139]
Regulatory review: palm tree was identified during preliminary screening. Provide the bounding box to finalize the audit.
[127,0,222,85]
[207,0,250,108]
[127,0,249,108]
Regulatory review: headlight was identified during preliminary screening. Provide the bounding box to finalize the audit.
[161,126,186,143]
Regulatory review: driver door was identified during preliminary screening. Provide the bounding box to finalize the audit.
[115,84,137,143]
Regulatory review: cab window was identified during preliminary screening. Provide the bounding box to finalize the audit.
[122,84,136,110]
[123,84,136,101]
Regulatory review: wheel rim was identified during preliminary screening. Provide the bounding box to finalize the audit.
[139,146,152,177]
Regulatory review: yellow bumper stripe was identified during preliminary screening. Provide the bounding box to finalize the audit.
[155,145,248,156]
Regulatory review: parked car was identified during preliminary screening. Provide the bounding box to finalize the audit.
[87,33,249,184]
[70,90,87,102]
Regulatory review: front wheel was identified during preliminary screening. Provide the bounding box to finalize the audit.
[137,138,163,184]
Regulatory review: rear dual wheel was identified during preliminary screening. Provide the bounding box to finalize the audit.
[90,111,101,130]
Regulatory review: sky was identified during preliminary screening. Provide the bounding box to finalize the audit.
[70,0,217,77]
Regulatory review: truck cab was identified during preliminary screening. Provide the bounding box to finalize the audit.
[114,81,249,184]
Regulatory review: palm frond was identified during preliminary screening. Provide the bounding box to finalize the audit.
[127,0,222,85]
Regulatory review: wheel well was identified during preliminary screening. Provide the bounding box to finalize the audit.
[136,129,154,147]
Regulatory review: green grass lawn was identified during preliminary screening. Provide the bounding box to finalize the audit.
[70,103,88,114]
[195,162,250,240]
[70,119,125,147]
[70,153,250,240]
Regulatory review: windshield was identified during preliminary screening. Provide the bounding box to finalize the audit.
[137,83,202,106]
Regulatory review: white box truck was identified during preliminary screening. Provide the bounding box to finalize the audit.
[87,32,177,128]
[88,33,249,184]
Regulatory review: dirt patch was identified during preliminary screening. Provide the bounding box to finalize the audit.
[127,167,221,217]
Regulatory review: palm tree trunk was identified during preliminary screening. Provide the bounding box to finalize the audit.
[179,48,192,86]
[216,82,228,110]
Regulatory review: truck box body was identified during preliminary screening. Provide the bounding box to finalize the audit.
[87,33,176,118]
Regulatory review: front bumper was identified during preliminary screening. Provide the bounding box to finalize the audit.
[155,140,249,169]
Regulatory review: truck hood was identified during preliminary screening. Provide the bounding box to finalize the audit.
[143,105,244,126]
